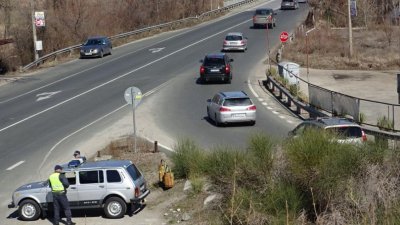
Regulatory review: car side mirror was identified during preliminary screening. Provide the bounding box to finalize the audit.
[200,59,204,63]
[274,12,277,15]
[230,59,234,62]
[245,37,248,39]
[207,99,211,103]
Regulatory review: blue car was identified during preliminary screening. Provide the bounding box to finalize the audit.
[80,36,112,58]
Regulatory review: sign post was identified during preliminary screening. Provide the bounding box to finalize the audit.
[124,87,143,153]
[397,74,400,104]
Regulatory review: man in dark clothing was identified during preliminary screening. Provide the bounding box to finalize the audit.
[48,165,75,225]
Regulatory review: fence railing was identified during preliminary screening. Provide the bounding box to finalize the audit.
[22,0,259,71]
[264,75,400,144]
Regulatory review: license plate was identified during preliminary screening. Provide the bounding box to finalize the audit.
[85,53,92,56]
[211,69,219,72]
[233,114,246,118]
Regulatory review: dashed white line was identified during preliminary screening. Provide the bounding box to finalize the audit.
[262,102,268,106]
[279,115,285,119]
[267,106,273,110]
[6,161,25,171]
[287,120,294,124]
[272,111,279,114]
[257,98,264,102]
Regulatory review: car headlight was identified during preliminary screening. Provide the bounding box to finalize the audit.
[80,49,84,53]
[92,49,99,53]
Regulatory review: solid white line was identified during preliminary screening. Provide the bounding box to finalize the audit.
[0,19,252,134]
[38,79,174,174]
[6,161,25,171]
[247,79,259,98]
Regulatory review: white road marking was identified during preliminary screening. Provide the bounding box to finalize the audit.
[149,47,165,53]
[267,106,273,110]
[247,79,259,98]
[0,19,252,134]
[36,91,61,102]
[272,111,279,114]
[279,115,285,119]
[287,120,294,124]
[6,161,25,171]
[38,79,174,174]
[262,102,268,105]
[257,97,264,102]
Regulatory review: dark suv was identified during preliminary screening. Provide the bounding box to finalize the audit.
[199,53,233,84]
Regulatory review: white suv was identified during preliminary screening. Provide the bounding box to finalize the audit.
[8,160,150,221]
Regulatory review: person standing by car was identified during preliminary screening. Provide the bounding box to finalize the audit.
[73,150,86,162]
[48,165,75,225]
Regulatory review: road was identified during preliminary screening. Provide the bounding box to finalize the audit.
[0,0,308,224]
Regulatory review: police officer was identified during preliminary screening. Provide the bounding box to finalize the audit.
[48,165,75,225]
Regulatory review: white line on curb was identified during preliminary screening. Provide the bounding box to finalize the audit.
[6,161,25,171]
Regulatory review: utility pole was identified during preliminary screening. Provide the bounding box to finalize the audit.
[30,0,39,60]
[347,0,353,58]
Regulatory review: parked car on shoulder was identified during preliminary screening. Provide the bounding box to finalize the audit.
[281,0,299,10]
[253,8,277,28]
[288,117,367,144]
[222,32,247,52]
[8,159,150,221]
[199,53,233,84]
[80,36,112,58]
[207,91,256,126]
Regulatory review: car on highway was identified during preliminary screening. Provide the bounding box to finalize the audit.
[199,53,233,84]
[281,0,299,10]
[80,36,112,58]
[222,32,248,52]
[207,91,256,126]
[288,117,367,144]
[8,159,150,221]
[253,8,277,29]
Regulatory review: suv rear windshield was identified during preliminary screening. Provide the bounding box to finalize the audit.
[126,164,142,181]
[226,35,242,41]
[223,98,252,106]
[204,57,225,66]
[326,126,362,138]
[256,9,272,15]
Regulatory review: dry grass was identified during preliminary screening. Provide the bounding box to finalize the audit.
[282,22,400,70]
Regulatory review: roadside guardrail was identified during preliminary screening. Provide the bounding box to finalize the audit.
[22,0,259,71]
[264,74,400,146]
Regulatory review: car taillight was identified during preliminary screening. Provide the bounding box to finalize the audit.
[267,15,271,21]
[247,105,256,111]
[225,65,230,74]
[362,130,367,142]
[135,187,140,198]
[220,107,231,112]
[253,16,256,21]
[224,40,228,45]
[240,40,244,45]
[200,66,205,75]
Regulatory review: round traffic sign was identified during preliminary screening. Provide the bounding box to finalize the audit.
[280,31,289,43]
[124,86,142,108]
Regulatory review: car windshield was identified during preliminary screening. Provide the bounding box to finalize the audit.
[226,35,242,41]
[256,9,272,15]
[84,39,103,46]
[126,164,142,181]
[326,126,362,138]
[204,57,225,66]
[223,98,252,106]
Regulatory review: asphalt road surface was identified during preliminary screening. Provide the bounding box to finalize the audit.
[0,0,308,224]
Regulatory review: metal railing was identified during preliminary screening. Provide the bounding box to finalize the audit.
[22,0,259,71]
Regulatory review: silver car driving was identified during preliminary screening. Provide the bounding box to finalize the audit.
[207,91,256,126]
[222,32,247,52]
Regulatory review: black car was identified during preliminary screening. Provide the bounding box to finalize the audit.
[199,53,233,84]
[80,36,112,58]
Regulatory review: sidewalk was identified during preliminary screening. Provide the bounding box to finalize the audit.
[298,68,400,130]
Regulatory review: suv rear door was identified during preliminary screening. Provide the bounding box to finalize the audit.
[203,56,226,75]
[77,170,107,207]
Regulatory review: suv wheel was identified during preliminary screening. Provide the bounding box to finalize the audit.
[104,197,127,219]
[18,199,41,221]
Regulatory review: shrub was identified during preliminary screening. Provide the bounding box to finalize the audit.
[172,138,207,179]
[377,115,394,131]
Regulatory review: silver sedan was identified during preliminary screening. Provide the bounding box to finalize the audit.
[222,32,247,52]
